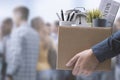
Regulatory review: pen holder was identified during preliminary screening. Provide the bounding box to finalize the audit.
[59,21,75,26]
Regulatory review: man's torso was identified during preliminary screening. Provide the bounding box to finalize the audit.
[10,24,40,80]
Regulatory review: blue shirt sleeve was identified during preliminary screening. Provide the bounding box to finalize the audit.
[92,31,120,62]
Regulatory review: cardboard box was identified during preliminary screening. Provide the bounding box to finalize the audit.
[57,27,112,71]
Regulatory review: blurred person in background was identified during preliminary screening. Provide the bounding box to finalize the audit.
[31,16,45,32]
[0,18,13,80]
[114,17,120,32]
[114,17,120,80]
[31,17,57,80]
[6,6,40,80]
[46,22,52,36]
[32,18,75,80]
[51,21,59,46]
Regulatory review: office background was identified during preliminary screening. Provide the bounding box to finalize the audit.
[0,0,120,23]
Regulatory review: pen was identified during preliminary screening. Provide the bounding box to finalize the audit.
[56,13,61,20]
[69,12,75,21]
[61,10,64,21]
[66,13,70,21]
[79,16,81,24]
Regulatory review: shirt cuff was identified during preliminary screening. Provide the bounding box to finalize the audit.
[92,46,106,62]
[91,38,112,62]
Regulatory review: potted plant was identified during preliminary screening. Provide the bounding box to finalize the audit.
[87,9,107,27]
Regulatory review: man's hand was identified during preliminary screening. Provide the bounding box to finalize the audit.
[66,49,99,76]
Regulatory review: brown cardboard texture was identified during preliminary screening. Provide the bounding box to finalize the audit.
[57,27,112,71]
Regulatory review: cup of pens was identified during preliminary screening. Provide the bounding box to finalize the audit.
[56,9,75,26]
